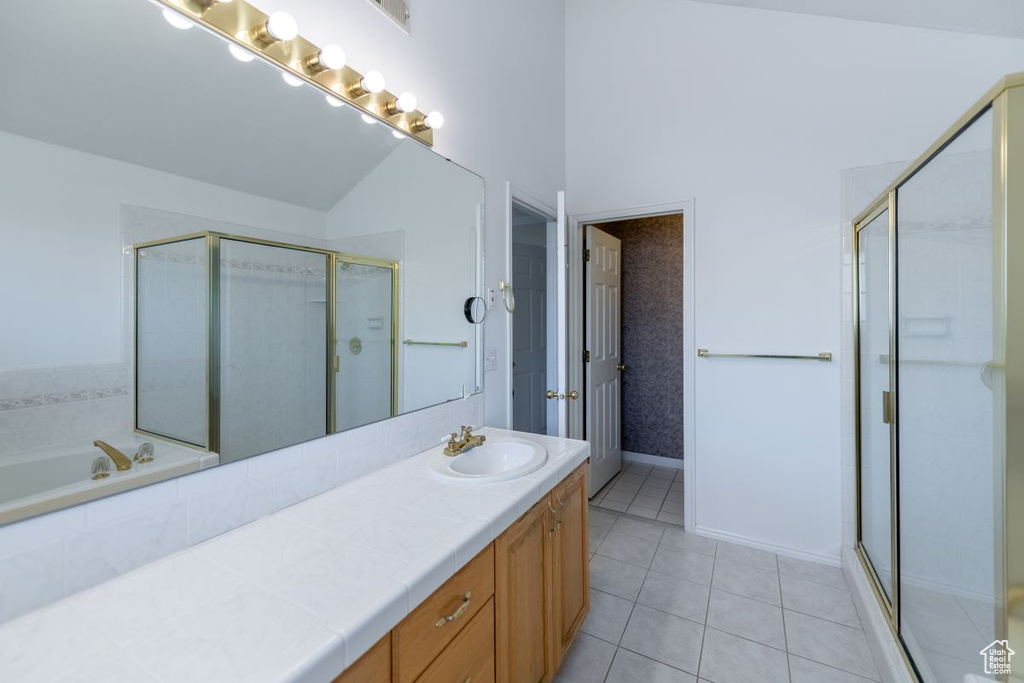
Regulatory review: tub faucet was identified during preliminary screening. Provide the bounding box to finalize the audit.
[93,440,132,471]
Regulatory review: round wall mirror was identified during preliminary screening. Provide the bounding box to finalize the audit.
[464,296,486,324]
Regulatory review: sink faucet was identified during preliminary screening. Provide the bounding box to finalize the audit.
[443,426,487,456]
[93,440,132,471]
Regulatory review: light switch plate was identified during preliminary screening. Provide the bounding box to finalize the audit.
[485,348,497,372]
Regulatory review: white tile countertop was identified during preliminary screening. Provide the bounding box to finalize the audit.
[0,428,589,683]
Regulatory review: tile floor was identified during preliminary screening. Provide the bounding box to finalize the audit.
[556,507,881,683]
[591,462,686,525]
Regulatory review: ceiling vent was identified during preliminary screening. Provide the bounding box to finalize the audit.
[368,0,410,32]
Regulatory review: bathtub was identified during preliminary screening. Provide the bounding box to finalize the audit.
[0,435,219,524]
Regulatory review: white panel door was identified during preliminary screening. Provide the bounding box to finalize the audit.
[511,243,547,435]
[555,191,569,437]
[585,225,622,495]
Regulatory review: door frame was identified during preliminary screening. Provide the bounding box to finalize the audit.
[504,183,558,431]
[570,199,696,532]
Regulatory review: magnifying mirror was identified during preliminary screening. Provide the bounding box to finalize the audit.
[464,296,487,324]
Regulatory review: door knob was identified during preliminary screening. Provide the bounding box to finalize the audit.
[546,390,561,400]
[566,390,579,400]
[617,363,627,372]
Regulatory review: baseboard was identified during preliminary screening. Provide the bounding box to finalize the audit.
[694,525,841,567]
[622,451,684,470]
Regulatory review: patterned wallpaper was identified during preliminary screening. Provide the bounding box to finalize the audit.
[602,215,684,460]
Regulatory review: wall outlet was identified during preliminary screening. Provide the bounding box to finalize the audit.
[486,288,497,310]
[485,347,497,372]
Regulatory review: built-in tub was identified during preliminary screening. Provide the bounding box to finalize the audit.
[0,435,218,524]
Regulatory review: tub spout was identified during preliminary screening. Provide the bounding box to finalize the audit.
[93,440,132,471]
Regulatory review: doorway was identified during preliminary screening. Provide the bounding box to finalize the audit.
[510,200,560,436]
[578,210,691,527]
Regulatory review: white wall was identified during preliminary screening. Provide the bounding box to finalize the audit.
[565,0,1024,560]
[252,0,567,428]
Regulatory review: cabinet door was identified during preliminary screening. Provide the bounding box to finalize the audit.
[495,496,556,683]
[333,633,390,683]
[553,465,589,665]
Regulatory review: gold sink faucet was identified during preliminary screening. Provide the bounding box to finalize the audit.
[93,440,133,471]
[443,426,487,456]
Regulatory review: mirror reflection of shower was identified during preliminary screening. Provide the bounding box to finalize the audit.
[135,233,398,463]
[334,258,398,432]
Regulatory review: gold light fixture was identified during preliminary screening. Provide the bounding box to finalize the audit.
[349,70,386,98]
[155,0,438,145]
[385,92,418,116]
[412,111,445,132]
[250,11,299,46]
[304,44,346,73]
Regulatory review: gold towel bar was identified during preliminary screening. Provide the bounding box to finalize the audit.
[403,339,468,348]
[697,349,832,362]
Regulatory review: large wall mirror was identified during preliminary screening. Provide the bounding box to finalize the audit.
[0,0,484,525]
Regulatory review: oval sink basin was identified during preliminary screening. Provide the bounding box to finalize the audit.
[430,437,547,483]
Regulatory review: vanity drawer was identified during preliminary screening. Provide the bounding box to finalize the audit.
[393,544,495,683]
[416,598,495,683]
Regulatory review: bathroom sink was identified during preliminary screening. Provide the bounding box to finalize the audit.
[430,437,547,483]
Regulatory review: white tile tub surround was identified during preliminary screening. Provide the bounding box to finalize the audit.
[0,394,483,626]
[0,426,588,683]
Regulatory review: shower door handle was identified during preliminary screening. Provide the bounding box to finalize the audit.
[882,391,893,424]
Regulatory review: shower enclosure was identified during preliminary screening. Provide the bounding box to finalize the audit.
[853,74,1024,682]
[135,232,398,463]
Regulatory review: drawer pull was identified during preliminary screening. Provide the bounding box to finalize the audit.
[435,591,472,627]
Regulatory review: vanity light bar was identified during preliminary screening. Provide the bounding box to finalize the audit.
[157,0,438,145]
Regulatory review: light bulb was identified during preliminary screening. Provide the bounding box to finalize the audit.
[361,114,377,125]
[360,70,386,94]
[228,44,255,63]
[392,131,407,140]
[282,73,303,87]
[325,95,345,108]
[265,11,299,41]
[424,111,445,130]
[318,44,346,70]
[162,9,194,30]
[396,92,417,113]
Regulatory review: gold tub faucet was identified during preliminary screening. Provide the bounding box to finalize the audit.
[93,440,133,471]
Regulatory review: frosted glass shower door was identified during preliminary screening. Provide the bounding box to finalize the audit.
[334,259,396,432]
[136,236,209,448]
[896,110,996,682]
[219,240,328,462]
[856,207,894,603]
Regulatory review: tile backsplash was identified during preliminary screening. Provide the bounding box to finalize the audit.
[0,393,483,625]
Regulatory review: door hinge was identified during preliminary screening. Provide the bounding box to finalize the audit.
[583,350,591,363]
[583,248,591,262]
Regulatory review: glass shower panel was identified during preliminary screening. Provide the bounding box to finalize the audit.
[857,209,893,601]
[136,237,208,447]
[897,110,995,681]
[335,260,395,431]
[219,240,328,462]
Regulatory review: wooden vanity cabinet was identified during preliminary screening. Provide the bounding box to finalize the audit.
[334,633,391,683]
[551,465,589,664]
[333,462,588,683]
[495,462,590,683]
[495,495,558,683]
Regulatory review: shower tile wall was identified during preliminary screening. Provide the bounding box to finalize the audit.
[602,215,684,460]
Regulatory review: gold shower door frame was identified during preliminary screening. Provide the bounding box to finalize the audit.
[133,231,400,455]
[851,72,1024,681]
